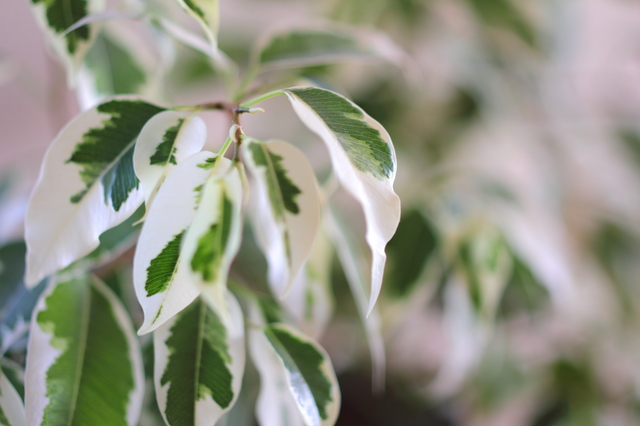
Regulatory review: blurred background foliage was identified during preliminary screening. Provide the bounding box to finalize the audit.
[3,0,640,425]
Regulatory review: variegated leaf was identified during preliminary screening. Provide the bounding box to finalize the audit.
[134,110,207,207]
[25,98,166,287]
[0,366,26,426]
[134,152,242,333]
[154,293,245,426]
[247,299,305,426]
[242,140,321,298]
[175,0,220,51]
[133,151,215,335]
[25,274,144,425]
[281,86,400,315]
[28,0,106,83]
[260,321,340,426]
[281,231,334,340]
[181,163,243,323]
[325,206,386,391]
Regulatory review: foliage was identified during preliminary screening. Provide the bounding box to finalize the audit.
[4,0,640,425]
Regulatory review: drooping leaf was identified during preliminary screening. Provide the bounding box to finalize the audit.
[28,0,105,82]
[25,98,165,287]
[134,111,207,207]
[242,140,321,298]
[263,323,340,426]
[154,293,245,426]
[282,86,400,314]
[25,275,144,425]
[325,206,386,391]
[133,151,216,334]
[175,0,220,51]
[181,163,243,323]
[0,367,26,426]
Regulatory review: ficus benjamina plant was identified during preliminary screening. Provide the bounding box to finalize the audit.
[0,0,403,424]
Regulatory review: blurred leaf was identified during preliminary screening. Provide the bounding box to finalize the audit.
[465,0,538,47]
[384,210,437,297]
[498,256,549,318]
[85,33,147,95]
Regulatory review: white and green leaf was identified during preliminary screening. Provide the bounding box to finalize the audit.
[261,322,340,426]
[281,231,334,340]
[25,274,144,425]
[175,0,220,52]
[134,110,207,207]
[25,98,166,287]
[181,162,243,323]
[325,205,386,391]
[0,366,26,426]
[133,151,216,335]
[281,86,400,314]
[154,292,245,426]
[242,140,321,298]
[28,0,106,83]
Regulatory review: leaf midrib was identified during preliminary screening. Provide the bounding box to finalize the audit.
[66,283,91,425]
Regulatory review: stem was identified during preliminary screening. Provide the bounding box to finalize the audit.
[234,64,260,103]
[211,135,234,170]
[239,90,285,108]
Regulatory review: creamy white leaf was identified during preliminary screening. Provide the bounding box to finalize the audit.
[25,98,165,287]
[134,111,207,207]
[133,151,216,335]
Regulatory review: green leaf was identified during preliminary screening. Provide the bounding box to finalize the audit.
[282,86,400,315]
[0,366,26,426]
[258,29,372,70]
[260,323,340,426]
[25,98,165,287]
[384,210,437,297]
[154,294,245,426]
[25,275,144,425]
[67,99,165,208]
[85,32,147,96]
